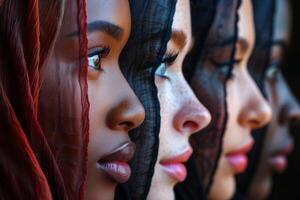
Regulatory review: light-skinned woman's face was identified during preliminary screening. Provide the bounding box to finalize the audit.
[85,0,145,199]
[209,1,272,199]
[248,0,300,199]
[147,0,211,199]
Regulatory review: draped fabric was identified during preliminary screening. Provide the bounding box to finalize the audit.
[118,0,177,199]
[234,0,275,198]
[174,0,217,199]
[0,0,88,199]
[178,0,241,196]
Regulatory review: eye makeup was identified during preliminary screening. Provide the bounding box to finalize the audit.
[88,46,110,71]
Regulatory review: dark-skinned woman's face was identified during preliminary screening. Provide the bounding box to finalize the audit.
[248,0,300,199]
[41,0,145,199]
[86,1,145,199]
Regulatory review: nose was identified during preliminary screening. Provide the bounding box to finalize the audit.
[239,77,272,129]
[173,99,211,135]
[106,81,145,132]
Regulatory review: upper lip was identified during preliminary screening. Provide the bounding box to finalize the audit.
[160,148,193,165]
[226,140,254,156]
[99,141,136,163]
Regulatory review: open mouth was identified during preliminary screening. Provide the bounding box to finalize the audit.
[97,142,136,183]
[159,148,193,182]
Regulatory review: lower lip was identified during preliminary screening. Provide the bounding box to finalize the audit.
[268,155,287,173]
[97,161,131,183]
[226,153,248,173]
[161,163,187,182]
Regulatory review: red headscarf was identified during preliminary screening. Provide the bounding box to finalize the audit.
[0,0,88,199]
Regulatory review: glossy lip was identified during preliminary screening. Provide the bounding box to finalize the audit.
[97,141,135,184]
[159,148,193,182]
[268,142,294,173]
[226,141,254,174]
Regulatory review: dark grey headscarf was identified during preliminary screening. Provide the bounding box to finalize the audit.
[233,0,275,199]
[117,1,177,199]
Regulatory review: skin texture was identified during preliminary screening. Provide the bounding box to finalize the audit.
[248,0,300,199]
[147,0,211,199]
[84,1,146,199]
[39,1,144,199]
[209,0,272,199]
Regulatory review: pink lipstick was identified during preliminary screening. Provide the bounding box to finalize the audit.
[160,148,193,182]
[226,141,254,173]
[268,143,294,173]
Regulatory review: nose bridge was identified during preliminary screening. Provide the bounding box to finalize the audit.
[173,79,211,135]
[106,71,145,132]
[239,73,272,129]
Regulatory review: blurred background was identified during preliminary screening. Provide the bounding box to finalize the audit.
[270,0,300,199]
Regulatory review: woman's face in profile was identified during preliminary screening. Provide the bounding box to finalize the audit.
[86,0,146,199]
[147,0,211,199]
[209,0,272,199]
[248,0,300,199]
[44,0,145,199]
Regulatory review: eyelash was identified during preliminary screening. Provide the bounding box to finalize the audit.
[155,52,178,78]
[209,58,241,80]
[88,46,110,71]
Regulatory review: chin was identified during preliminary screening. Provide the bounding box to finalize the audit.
[85,178,116,200]
[147,182,175,200]
[209,173,235,200]
[248,176,272,200]
[147,166,176,200]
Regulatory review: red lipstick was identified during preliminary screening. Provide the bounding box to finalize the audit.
[160,148,193,182]
[226,141,254,174]
[97,142,135,183]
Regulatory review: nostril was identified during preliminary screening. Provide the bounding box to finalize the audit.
[183,121,199,132]
[241,104,272,129]
[119,121,135,131]
[174,107,211,135]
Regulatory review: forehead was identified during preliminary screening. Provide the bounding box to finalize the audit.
[238,0,255,47]
[87,0,130,27]
[172,0,191,42]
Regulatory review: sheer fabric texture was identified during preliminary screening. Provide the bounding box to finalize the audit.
[0,0,88,199]
[234,0,275,197]
[118,0,177,199]
[182,0,240,194]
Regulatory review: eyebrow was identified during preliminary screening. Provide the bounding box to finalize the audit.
[206,36,236,49]
[66,21,123,40]
[171,29,187,51]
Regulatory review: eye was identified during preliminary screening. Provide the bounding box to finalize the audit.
[155,52,178,78]
[266,63,279,80]
[210,58,241,80]
[88,46,110,71]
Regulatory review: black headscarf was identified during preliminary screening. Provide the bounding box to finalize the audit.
[116,1,177,199]
[233,0,275,198]
[176,0,241,197]
[174,0,241,199]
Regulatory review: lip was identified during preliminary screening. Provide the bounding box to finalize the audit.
[226,141,254,174]
[97,141,135,183]
[268,142,294,173]
[159,148,193,182]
